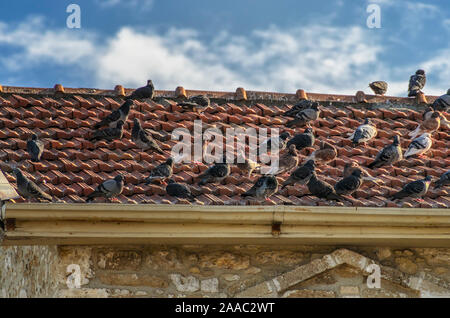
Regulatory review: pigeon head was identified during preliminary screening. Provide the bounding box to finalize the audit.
[311,103,320,111]
[305,159,315,168]
[416,69,425,75]
[304,127,313,134]
[167,179,175,185]
[166,157,175,166]
[114,175,124,183]
[393,135,400,145]
[280,132,291,140]
[431,112,440,119]
[116,120,125,129]
[352,169,363,177]
[12,168,22,177]
[147,80,154,87]
[423,175,432,182]
[447,88,450,95]
[288,144,298,155]
[31,133,38,141]
[363,118,372,125]
[133,118,141,126]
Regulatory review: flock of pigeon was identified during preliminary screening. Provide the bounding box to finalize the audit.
[9,70,450,206]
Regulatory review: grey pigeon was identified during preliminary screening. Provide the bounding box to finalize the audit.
[127,80,155,100]
[27,133,44,162]
[349,118,377,146]
[408,69,426,97]
[145,157,174,184]
[368,135,402,169]
[286,104,320,128]
[284,100,320,118]
[391,176,432,201]
[404,133,432,158]
[334,169,363,196]
[242,175,278,200]
[91,120,124,142]
[12,168,52,202]
[197,156,230,186]
[166,179,197,202]
[177,95,210,113]
[258,132,290,156]
[94,99,133,129]
[434,170,450,189]
[369,81,388,95]
[86,175,124,202]
[266,144,299,175]
[432,89,450,112]
[286,128,315,151]
[281,159,315,189]
[132,118,164,154]
[306,171,347,203]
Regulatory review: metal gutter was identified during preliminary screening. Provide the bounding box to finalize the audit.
[2,203,450,247]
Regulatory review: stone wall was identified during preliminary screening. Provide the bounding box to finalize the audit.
[1,245,449,298]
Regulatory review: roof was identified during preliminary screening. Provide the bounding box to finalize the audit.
[0,85,449,209]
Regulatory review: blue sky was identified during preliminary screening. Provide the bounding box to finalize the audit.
[0,0,448,95]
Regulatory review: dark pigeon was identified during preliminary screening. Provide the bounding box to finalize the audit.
[86,175,124,202]
[286,128,315,151]
[434,170,450,189]
[284,100,320,118]
[369,81,388,95]
[126,80,155,100]
[27,133,44,162]
[408,69,426,97]
[145,157,174,184]
[391,176,432,200]
[177,95,210,113]
[132,118,164,154]
[166,180,197,202]
[242,175,279,200]
[306,171,347,203]
[12,168,52,202]
[94,99,132,129]
[197,156,230,186]
[432,89,450,112]
[368,135,402,169]
[281,159,315,189]
[350,118,377,146]
[91,120,124,142]
[286,104,320,128]
[334,169,363,196]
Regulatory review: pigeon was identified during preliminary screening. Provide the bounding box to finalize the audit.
[368,135,403,169]
[408,69,426,97]
[306,171,347,203]
[304,141,337,164]
[241,175,279,200]
[145,157,174,184]
[344,162,383,185]
[27,133,44,162]
[166,180,197,202]
[432,89,450,112]
[369,81,388,95]
[391,176,432,201]
[236,150,260,177]
[434,170,450,189]
[91,120,124,142]
[286,104,320,128]
[404,133,432,158]
[86,175,124,202]
[126,80,155,100]
[349,118,377,146]
[197,156,230,186]
[12,168,52,202]
[284,100,320,118]
[177,95,210,113]
[258,132,290,156]
[334,169,363,196]
[266,144,299,175]
[409,111,440,139]
[94,100,133,129]
[281,159,315,189]
[286,128,315,151]
[132,118,164,154]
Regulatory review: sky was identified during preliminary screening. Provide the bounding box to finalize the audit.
[0,0,448,96]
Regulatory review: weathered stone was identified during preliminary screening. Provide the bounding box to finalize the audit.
[245,267,261,275]
[135,291,148,296]
[376,248,392,260]
[201,278,219,293]
[97,273,168,288]
[340,286,360,296]
[222,274,240,282]
[418,249,450,266]
[283,289,336,298]
[232,277,274,297]
[254,251,304,266]
[96,250,142,271]
[170,274,200,292]
[362,289,409,298]
[198,252,250,270]
[145,249,182,270]
[395,257,418,275]
[433,267,448,275]
[58,288,109,298]
[334,264,361,278]
[189,267,201,274]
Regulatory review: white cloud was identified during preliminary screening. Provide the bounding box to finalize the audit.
[95,0,154,10]
[0,16,448,96]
